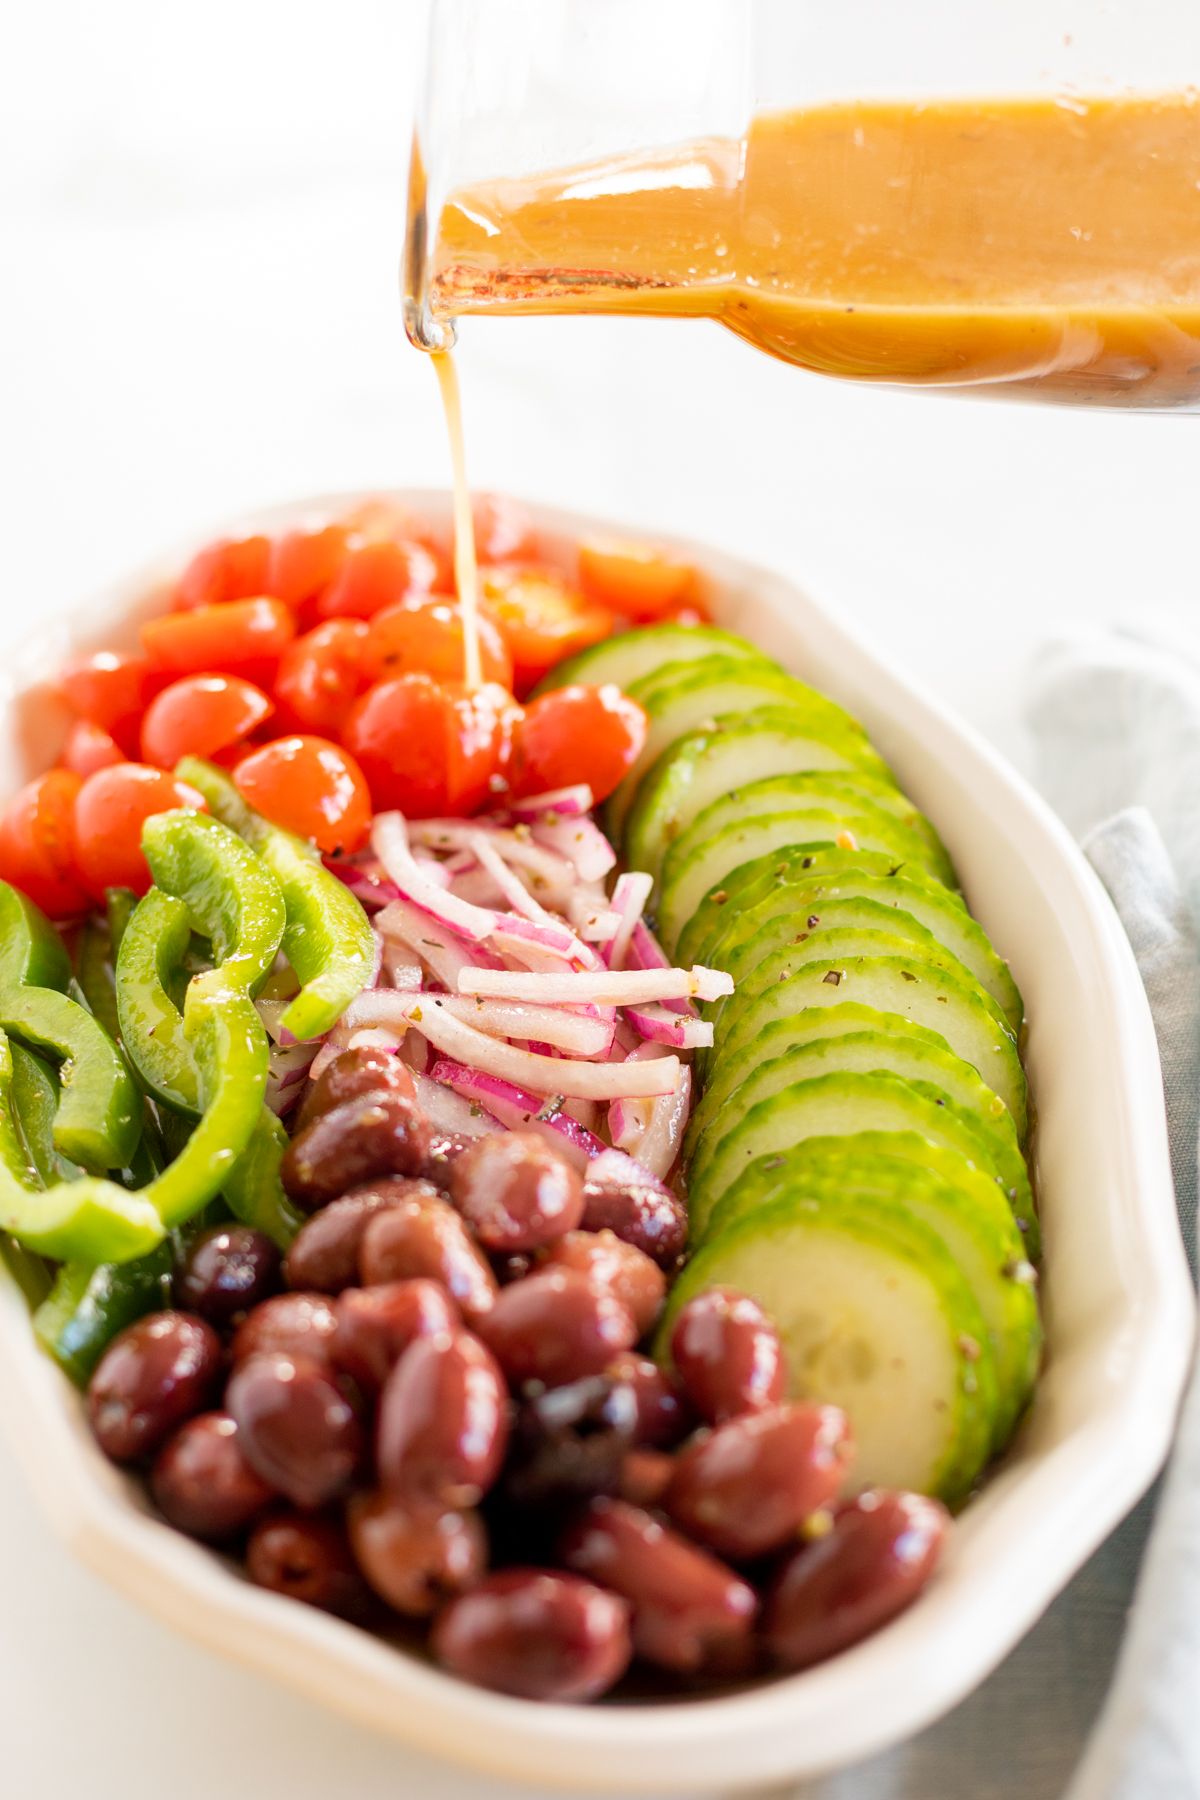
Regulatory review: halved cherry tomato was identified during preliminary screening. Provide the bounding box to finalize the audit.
[479,567,615,695]
[140,674,274,770]
[363,597,513,690]
[345,674,518,817]
[233,735,372,855]
[272,619,370,736]
[473,493,537,565]
[60,719,126,779]
[314,540,439,622]
[57,652,166,754]
[141,598,295,686]
[175,535,271,610]
[511,684,648,804]
[577,537,703,621]
[266,525,350,607]
[73,764,208,898]
[0,770,89,918]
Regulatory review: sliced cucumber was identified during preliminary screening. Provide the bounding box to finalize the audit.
[699,874,1022,1033]
[700,1138,1041,1450]
[686,1069,1024,1235]
[608,656,869,840]
[712,952,1028,1136]
[623,710,894,885]
[657,810,956,956]
[658,1188,998,1502]
[531,623,774,698]
[676,844,950,967]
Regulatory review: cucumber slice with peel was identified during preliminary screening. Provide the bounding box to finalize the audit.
[531,624,775,698]
[658,1188,998,1503]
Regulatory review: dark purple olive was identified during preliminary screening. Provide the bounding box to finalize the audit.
[602,1352,691,1448]
[543,1230,666,1335]
[227,1352,362,1508]
[670,1287,786,1423]
[230,1291,339,1367]
[377,1329,509,1509]
[150,1412,275,1540]
[87,1312,222,1463]
[332,1279,458,1393]
[448,1130,584,1252]
[295,1044,416,1134]
[432,1569,632,1701]
[282,1087,431,1212]
[246,1511,371,1618]
[347,1490,487,1617]
[359,1193,497,1323]
[580,1168,687,1269]
[664,1403,853,1559]
[174,1225,281,1326]
[476,1268,637,1389]
[283,1180,438,1294]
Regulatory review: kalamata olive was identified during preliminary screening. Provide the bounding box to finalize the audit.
[432,1569,633,1702]
[670,1287,786,1423]
[359,1194,497,1322]
[618,1449,675,1509]
[764,1490,949,1670]
[477,1268,637,1390]
[88,1312,222,1463]
[294,1044,417,1133]
[377,1329,509,1508]
[150,1412,275,1540]
[502,1381,628,1518]
[492,1250,536,1285]
[448,1130,584,1252]
[665,1404,853,1560]
[543,1229,666,1336]
[282,1087,431,1212]
[560,1498,758,1674]
[247,1510,371,1618]
[580,1169,687,1270]
[231,1291,339,1367]
[227,1352,362,1508]
[332,1279,458,1393]
[283,1180,440,1293]
[602,1352,690,1448]
[419,1132,474,1184]
[174,1224,281,1325]
[347,1490,487,1616]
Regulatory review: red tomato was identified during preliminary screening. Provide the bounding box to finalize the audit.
[473,494,537,565]
[577,537,702,621]
[266,526,350,607]
[233,735,372,855]
[57,652,166,753]
[60,719,126,779]
[314,540,439,622]
[73,764,208,898]
[141,598,295,686]
[511,684,648,804]
[175,535,271,610]
[345,675,517,817]
[0,770,89,917]
[479,567,615,695]
[140,674,274,769]
[363,597,513,690]
[272,619,370,736]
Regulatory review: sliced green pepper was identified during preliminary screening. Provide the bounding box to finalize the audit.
[34,1242,175,1384]
[142,809,286,1000]
[10,1043,82,1186]
[224,1108,304,1249]
[76,915,121,1043]
[177,757,375,1040]
[116,888,200,1114]
[105,887,137,957]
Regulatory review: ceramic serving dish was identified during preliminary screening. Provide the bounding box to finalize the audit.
[0,491,1192,1794]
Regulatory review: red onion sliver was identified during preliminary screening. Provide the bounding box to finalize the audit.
[603,872,654,968]
[607,1044,692,1181]
[428,1059,605,1170]
[624,1002,714,1049]
[507,784,594,820]
[586,1146,674,1197]
[410,1071,503,1138]
[529,814,616,883]
[457,965,733,1005]
[466,829,556,925]
[373,812,497,945]
[346,989,612,1057]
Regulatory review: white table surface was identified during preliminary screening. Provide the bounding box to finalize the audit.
[1,4,1195,1795]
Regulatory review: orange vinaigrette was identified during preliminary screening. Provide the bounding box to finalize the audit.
[431,349,484,689]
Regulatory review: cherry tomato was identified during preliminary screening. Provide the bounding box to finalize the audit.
[363,598,513,690]
[0,771,89,917]
[473,494,537,565]
[480,567,615,695]
[175,535,271,610]
[60,720,126,779]
[345,675,517,817]
[233,736,372,855]
[140,674,274,770]
[74,764,208,898]
[58,653,166,754]
[577,537,703,621]
[273,620,370,736]
[314,540,438,622]
[141,598,295,686]
[266,526,350,608]
[511,684,648,804]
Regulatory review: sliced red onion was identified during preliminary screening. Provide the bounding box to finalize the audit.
[377,898,502,989]
[428,1059,605,1170]
[327,862,402,913]
[489,911,602,973]
[466,829,557,925]
[577,907,622,943]
[585,1146,674,1197]
[411,852,453,889]
[624,1002,714,1050]
[255,996,290,1045]
[346,989,612,1058]
[307,1022,403,1082]
[529,814,616,883]
[507,784,594,821]
[381,939,423,991]
[265,1040,320,1117]
[608,1045,692,1181]
[373,812,497,945]
[603,872,654,968]
[410,1070,503,1138]
[408,819,577,911]
[457,964,733,1006]
[376,993,682,1100]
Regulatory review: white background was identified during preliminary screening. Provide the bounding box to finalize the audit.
[0,2,1195,1796]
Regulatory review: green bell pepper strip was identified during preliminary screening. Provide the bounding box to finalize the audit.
[177,757,375,1041]
[34,1242,175,1383]
[76,917,120,1043]
[0,883,140,1171]
[116,889,201,1114]
[142,809,287,1000]
[10,1043,82,1186]
[223,1108,304,1249]
[105,887,137,957]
